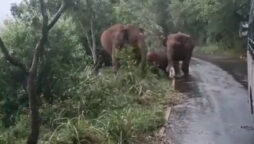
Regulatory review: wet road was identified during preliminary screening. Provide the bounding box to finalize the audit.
[167,58,254,144]
[195,54,248,88]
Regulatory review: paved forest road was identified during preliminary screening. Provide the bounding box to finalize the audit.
[167,58,254,144]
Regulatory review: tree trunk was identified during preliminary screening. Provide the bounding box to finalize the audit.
[26,35,47,144]
[0,0,66,143]
[26,73,40,144]
[26,1,66,143]
[85,0,97,64]
[90,19,97,64]
[85,20,97,65]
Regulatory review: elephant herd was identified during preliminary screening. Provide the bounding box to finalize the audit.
[100,23,195,78]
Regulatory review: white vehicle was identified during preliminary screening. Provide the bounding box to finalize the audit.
[248,0,254,113]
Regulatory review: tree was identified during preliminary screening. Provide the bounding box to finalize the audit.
[0,0,67,143]
[70,0,115,65]
[169,0,249,46]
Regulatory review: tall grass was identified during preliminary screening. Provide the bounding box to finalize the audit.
[0,47,180,144]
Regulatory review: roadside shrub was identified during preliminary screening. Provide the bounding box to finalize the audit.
[0,49,176,143]
[45,116,113,144]
[95,106,164,143]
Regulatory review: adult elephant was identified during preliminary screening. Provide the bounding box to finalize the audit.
[100,24,147,70]
[166,32,195,78]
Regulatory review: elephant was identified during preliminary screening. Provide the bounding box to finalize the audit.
[100,24,147,70]
[166,32,195,78]
[94,49,112,73]
[147,49,168,73]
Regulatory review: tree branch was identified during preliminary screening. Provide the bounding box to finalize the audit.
[0,38,27,73]
[40,0,48,33]
[234,1,249,13]
[47,2,67,30]
[29,0,48,75]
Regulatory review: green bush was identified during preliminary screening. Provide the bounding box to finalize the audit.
[0,115,29,144]
[0,48,175,143]
[0,18,91,127]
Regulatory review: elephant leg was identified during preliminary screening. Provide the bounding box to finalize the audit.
[112,48,120,71]
[173,61,181,78]
[132,47,141,65]
[138,43,147,71]
[167,59,175,78]
[182,58,190,77]
[166,46,175,78]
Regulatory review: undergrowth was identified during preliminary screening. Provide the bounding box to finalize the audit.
[0,47,180,144]
[196,41,246,57]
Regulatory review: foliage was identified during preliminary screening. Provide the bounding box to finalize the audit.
[0,20,36,127]
[113,0,170,50]
[196,42,247,57]
[0,52,176,143]
[69,0,116,63]
[170,0,248,49]
[0,16,90,127]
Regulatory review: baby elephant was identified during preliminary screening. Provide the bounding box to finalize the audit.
[166,32,195,78]
[147,49,168,73]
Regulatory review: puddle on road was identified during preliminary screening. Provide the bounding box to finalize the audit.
[174,61,202,98]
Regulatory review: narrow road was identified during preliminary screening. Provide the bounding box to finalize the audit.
[167,58,254,144]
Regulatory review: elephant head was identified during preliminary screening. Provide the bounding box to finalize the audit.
[100,24,147,71]
[121,25,147,69]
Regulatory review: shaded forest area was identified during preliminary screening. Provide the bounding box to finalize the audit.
[0,0,249,143]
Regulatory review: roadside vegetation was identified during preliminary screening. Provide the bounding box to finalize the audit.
[0,0,249,143]
[169,0,249,56]
[195,43,247,58]
[0,52,180,143]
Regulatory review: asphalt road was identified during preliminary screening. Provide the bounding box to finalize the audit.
[167,58,254,144]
